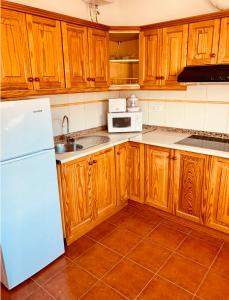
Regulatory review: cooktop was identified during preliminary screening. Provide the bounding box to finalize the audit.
[176,135,229,152]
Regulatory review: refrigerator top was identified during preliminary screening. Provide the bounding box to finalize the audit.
[1,98,54,161]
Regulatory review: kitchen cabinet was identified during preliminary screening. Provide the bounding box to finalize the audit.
[61,22,89,89]
[206,157,229,234]
[173,150,210,224]
[115,143,129,206]
[187,19,220,65]
[145,145,173,212]
[128,142,145,203]
[1,9,33,91]
[26,15,65,89]
[140,25,188,88]
[218,17,229,64]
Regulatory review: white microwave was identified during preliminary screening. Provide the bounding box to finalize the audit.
[107,112,142,133]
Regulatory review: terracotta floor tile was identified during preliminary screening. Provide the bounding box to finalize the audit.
[122,205,140,215]
[32,255,70,285]
[159,254,207,293]
[118,214,155,237]
[44,263,96,300]
[75,243,121,278]
[137,276,193,300]
[190,230,224,247]
[81,281,126,300]
[177,236,219,267]
[197,270,229,300]
[24,287,54,300]
[135,210,164,225]
[65,235,96,261]
[148,225,187,250]
[127,239,171,272]
[107,210,132,226]
[103,259,153,300]
[1,280,40,300]
[100,228,141,255]
[162,220,192,234]
[128,200,145,210]
[86,221,116,241]
[211,243,229,278]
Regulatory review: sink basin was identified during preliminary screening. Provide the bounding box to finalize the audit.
[74,135,110,149]
[55,143,83,154]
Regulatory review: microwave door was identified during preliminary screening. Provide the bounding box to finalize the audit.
[113,117,131,128]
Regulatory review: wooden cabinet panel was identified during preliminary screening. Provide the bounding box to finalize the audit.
[62,22,89,89]
[26,15,65,89]
[115,143,129,206]
[173,151,209,223]
[218,17,229,64]
[145,146,173,212]
[161,25,188,86]
[88,28,109,88]
[128,142,145,203]
[206,157,229,234]
[60,155,95,243]
[1,9,33,91]
[187,19,220,65]
[93,147,116,217]
[139,29,162,87]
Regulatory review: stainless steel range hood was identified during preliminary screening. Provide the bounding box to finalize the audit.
[177,64,229,82]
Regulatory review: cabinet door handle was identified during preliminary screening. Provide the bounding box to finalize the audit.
[173,156,178,160]
[155,76,161,80]
[117,151,120,155]
[93,160,97,164]
[160,76,165,80]
[92,78,95,81]
[210,53,216,58]
[87,77,91,81]
[34,77,40,82]
[88,161,93,165]
[28,77,34,82]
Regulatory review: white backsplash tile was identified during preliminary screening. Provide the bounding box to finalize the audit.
[183,103,205,130]
[165,102,186,128]
[206,85,229,101]
[204,104,229,133]
[68,104,86,132]
[185,85,207,100]
[148,102,166,126]
[139,101,149,124]
[51,106,69,136]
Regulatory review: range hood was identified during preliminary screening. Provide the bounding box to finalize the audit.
[178,64,229,82]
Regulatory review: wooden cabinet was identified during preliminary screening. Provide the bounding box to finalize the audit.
[128,142,144,203]
[173,150,210,224]
[88,28,109,88]
[61,23,89,89]
[26,15,65,89]
[140,25,188,88]
[187,19,220,65]
[115,143,129,206]
[218,17,229,64]
[145,145,173,212]
[206,157,229,234]
[0,9,33,91]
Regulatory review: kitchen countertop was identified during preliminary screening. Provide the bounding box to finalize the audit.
[56,129,229,163]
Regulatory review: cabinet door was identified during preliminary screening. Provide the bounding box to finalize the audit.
[187,19,220,65]
[206,157,229,234]
[93,147,116,218]
[88,28,109,88]
[139,29,162,87]
[218,17,229,64]
[62,22,89,89]
[145,146,173,212]
[115,143,129,206]
[161,25,188,86]
[128,142,145,203]
[60,156,96,244]
[26,15,65,89]
[1,9,33,91]
[173,151,209,223]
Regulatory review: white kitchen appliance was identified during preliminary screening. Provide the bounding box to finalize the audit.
[108,98,126,112]
[127,94,140,112]
[1,98,64,289]
[107,111,142,132]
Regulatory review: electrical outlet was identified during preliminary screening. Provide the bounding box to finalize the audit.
[151,104,164,111]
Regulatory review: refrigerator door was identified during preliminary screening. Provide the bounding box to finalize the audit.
[1,149,64,289]
[1,98,54,161]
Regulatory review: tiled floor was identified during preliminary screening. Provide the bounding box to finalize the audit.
[2,203,229,300]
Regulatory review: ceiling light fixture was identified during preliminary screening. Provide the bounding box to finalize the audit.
[82,0,114,23]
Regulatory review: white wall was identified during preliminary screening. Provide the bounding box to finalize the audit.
[8,0,216,25]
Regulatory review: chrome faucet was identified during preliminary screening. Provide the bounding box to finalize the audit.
[62,115,69,135]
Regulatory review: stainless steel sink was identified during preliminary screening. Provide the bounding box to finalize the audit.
[55,143,83,154]
[74,135,110,149]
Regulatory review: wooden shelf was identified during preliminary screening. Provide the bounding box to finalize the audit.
[109,59,139,63]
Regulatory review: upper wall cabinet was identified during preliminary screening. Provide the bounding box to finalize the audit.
[187,19,220,65]
[140,25,188,88]
[218,17,229,64]
[26,15,65,89]
[1,9,33,91]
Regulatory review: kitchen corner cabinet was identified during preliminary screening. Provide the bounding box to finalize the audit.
[128,142,145,203]
[206,157,229,234]
[187,19,220,65]
[218,17,229,64]
[145,145,173,212]
[1,9,33,91]
[115,143,129,206]
[173,150,210,224]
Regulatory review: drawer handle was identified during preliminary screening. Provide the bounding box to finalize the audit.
[160,76,165,80]
[93,160,97,164]
[28,77,34,82]
[210,53,216,58]
[34,77,40,82]
[155,76,161,80]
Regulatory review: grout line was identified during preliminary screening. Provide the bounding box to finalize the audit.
[191,241,225,299]
[30,278,57,300]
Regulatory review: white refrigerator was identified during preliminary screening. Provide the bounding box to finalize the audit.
[1,98,65,289]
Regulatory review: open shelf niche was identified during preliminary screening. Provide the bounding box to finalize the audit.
[109,31,140,89]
